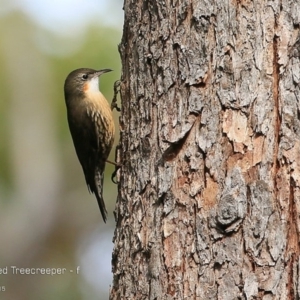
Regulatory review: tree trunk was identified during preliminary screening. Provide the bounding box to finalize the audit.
[111,1,300,299]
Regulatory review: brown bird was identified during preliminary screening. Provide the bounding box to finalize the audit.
[64,68,115,222]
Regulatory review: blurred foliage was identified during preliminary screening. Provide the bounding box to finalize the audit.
[0,8,121,300]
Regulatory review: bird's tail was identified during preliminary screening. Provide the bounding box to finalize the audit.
[94,170,107,222]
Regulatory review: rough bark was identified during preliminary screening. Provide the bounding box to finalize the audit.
[111,1,300,299]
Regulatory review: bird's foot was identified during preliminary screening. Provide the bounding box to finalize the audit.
[111,80,121,112]
[111,164,121,184]
[106,159,121,184]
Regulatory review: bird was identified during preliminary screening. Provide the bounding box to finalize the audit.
[64,68,115,222]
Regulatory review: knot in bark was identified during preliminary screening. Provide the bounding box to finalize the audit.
[216,194,238,226]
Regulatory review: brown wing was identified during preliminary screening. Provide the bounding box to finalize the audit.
[67,108,108,221]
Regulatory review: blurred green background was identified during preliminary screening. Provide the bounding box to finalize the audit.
[0,0,122,299]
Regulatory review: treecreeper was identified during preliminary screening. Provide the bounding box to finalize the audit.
[64,68,115,222]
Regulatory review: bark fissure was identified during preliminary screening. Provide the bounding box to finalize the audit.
[272,33,281,204]
[286,177,299,299]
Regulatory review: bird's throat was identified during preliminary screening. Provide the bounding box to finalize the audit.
[84,77,100,93]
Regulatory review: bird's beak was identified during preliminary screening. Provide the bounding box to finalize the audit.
[94,69,113,77]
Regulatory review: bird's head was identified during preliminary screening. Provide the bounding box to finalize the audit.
[64,68,112,99]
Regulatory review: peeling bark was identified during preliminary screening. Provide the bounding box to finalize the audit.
[111,1,300,299]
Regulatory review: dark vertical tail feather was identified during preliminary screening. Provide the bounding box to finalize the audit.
[94,170,107,222]
[82,163,107,222]
[95,192,107,222]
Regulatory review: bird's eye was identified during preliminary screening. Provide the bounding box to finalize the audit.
[81,74,88,80]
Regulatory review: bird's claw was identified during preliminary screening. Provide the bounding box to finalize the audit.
[111,164,121,184]
[111,80,121,112]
